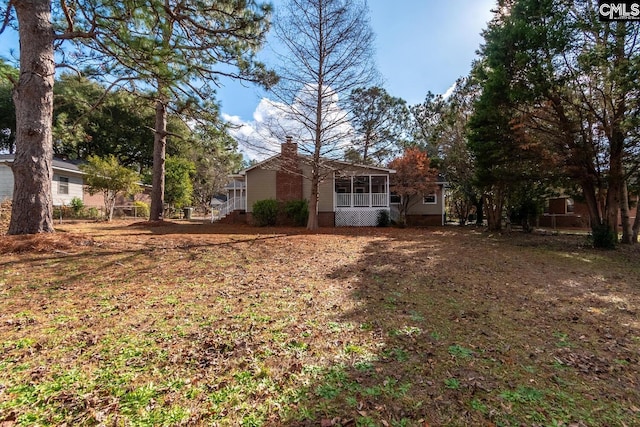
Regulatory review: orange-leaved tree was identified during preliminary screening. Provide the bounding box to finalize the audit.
[389,148,438,226]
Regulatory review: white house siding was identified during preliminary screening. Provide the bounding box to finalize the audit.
[0,164,14,202]
[52,172,85,206]
[1,156,87,206]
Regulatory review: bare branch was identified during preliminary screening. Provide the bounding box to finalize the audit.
[0,0,13,35]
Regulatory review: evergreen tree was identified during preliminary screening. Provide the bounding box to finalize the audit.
[0,60,17,154]
[87,0,276,221]
[347,86,410,166]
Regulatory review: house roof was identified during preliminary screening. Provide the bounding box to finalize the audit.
[0,154,83,175]
[239,152,396,175]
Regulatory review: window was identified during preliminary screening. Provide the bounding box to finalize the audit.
[423,193,436,204]
[567,198,574,213]
[58,176,69,195]
[390,192,402,204]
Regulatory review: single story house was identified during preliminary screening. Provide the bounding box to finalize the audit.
[217,138,446,227]
[538,195,637,230]
[0,154,85,205]
[0,154,151,211]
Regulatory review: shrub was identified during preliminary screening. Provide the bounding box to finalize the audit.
[252,199,279,226]
[87,207,100,219]
[53,206,71,220]
[377,209,390,227]
[70,197,85,216]
[590,224,617,249]
[283,199,309,226]
[133,201,150,218]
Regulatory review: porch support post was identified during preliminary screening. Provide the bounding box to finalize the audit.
[332,172,336,211]
[369,175,372,207]
[386,176,389,207]
[350,176,354,208]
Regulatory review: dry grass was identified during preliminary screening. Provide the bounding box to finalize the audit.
[0,220,639,426]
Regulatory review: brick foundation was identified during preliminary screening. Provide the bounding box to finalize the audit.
[406,214,443,226]
[218,210,247,224]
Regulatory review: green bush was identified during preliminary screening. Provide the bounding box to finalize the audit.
[590,224,617,249]
[133,201,150,218]
[252,199,280,226]
[377,209,390,227]
[70,197,85,216]
[283,199,309,226]
[87,207,100,219]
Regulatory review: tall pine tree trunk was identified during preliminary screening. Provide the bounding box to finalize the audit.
[150,94,167,221]
[8,0,56,235]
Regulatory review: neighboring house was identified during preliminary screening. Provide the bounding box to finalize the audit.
[538,196,589,228]
[0,154,151,211]
[0,154,85,205]
[538,195,637,229]
[217,138,446,227]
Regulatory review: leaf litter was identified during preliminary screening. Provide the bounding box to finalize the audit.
[0,220,638,426]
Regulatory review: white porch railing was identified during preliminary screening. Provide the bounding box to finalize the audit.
[336,193,388,208]
[211,197,246,222]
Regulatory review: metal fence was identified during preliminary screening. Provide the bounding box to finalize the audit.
[52,205,150,221]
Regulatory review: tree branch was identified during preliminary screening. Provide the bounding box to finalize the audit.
[0,0,12,35]
[60,0,74,33]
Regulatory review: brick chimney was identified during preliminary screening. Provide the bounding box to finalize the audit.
[276,136,303,201]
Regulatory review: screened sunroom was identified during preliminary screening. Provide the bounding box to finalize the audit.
[334,174,391,226]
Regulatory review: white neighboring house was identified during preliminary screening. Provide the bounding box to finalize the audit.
[0,154,85,206]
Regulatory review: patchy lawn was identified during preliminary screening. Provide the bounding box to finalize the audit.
[0,221,639,426]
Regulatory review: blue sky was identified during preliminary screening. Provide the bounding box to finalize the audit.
[0,1,495,123]
[218,0,496,121]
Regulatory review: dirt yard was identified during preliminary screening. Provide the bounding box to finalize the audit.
[0,220,639,426]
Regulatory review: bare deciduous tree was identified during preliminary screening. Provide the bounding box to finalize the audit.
[270,0,377,230]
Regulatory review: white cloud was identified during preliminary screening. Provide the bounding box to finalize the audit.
[442,81,458,100]
[223,98,291,161]
[224,92,355,162]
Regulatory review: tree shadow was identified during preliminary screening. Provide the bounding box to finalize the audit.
[276,229,640,426]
